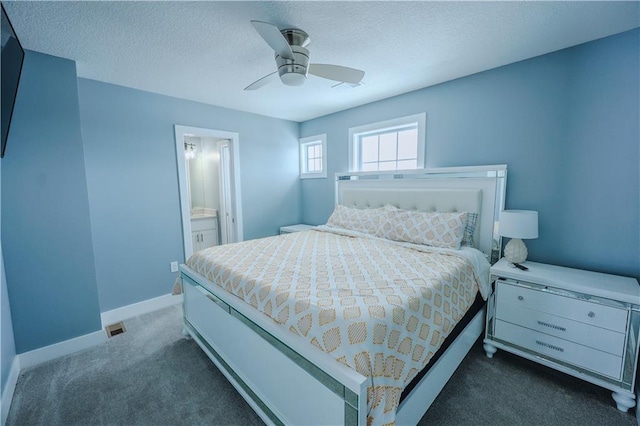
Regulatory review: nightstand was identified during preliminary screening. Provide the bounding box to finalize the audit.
[279,224,314,234]
[484,258,640,412]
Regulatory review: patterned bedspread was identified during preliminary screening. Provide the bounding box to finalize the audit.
[186,228,486,425]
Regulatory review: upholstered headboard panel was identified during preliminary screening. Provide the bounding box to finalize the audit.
[335,166,507,257]
[341,188,482,213]
[341,188,482,247]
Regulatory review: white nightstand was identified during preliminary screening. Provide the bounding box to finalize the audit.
[484,258,640,412]
[279,224,314,234]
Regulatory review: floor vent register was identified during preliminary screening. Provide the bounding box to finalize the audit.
[105,322,126,338]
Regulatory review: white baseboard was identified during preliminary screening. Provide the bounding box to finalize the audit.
[101,293,182,327]
[19,330,106,370]
[1,356,20,426]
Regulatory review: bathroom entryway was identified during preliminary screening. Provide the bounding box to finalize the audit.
[174,125,243,260]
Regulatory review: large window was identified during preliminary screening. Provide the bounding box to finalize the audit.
[299,134,327,179]
[349,113,426,172]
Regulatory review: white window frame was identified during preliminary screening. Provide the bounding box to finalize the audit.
[348,113,426,172]
[299,134,327,179]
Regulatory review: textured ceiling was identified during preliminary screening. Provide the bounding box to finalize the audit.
[3,1,639,122]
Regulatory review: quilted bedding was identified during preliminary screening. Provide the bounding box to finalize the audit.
[186,227,488,425]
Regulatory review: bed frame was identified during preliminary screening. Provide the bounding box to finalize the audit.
[180,165,507,425]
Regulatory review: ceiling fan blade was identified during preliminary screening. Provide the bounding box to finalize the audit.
[244,71,279,91]
[332,81,364,89]
[308,64,365,84]
[250,20,294,61]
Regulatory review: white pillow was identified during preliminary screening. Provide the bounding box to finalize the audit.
[377,209,468,249]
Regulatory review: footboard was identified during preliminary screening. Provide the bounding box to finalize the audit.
[181,268,369,426]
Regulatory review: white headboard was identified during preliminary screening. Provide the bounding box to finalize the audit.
[335,165,507,259]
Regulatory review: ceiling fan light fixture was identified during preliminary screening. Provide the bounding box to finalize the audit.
[246,20,365,91]
[280,72,307,86]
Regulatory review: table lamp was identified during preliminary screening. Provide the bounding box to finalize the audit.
[500,210,538,264]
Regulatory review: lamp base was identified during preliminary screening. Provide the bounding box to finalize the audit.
[504,238,528,264]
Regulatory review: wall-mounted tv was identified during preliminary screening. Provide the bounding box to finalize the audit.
[1,3,24,158]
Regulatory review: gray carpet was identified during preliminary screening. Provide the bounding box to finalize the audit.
[7,305,636,425]
[419,339,636,426]
[7,305,263,426]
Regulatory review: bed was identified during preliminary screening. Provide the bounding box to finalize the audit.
[179,165,507,425]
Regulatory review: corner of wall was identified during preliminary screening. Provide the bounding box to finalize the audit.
[0,355,19,426]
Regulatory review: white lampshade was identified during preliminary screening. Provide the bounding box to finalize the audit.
[500,210,538,264]
[500,210,538,239]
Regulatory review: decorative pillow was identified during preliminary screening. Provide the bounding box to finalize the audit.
[461,212,478,247]
[326,205,389,235]
[377,209,468,249]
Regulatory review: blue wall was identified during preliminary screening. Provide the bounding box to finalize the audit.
[77,79,300,312]
[561,29,639,276]
[301,29,639,280]
[1,252,14,393]
[1,51,102,353]
[1,161,16,394]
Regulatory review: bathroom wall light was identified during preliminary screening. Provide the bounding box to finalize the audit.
[184,142,196,160]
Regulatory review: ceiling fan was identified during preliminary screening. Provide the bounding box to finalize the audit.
[245,21,365,91]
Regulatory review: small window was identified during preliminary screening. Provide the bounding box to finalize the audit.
[299,134,327,179]
[349,113,426,172]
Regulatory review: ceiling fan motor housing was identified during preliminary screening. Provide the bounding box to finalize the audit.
[276,29,310,86]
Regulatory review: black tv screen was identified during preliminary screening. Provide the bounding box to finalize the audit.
[1,3,24,158]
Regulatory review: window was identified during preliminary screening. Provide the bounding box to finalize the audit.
[299,134,327,179]
[349,113,426,172]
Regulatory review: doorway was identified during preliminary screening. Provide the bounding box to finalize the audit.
[174,125,243,261]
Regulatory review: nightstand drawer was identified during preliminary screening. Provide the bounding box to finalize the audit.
[496,302,626,356]
[496,280,628,332]
[495,320,623,379]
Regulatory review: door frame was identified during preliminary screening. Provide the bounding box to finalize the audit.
[174,125,243,261]
[217,139,234,245]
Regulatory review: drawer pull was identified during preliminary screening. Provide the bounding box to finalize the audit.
[536,340,564,352]
[536,320,566,332]
[517,296,524,301]
[204,292,230,312]
[588,311,595,318]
